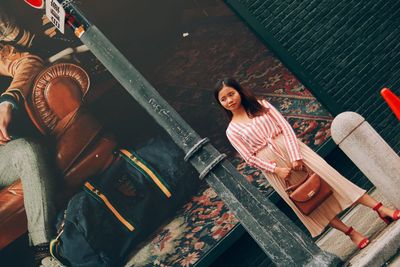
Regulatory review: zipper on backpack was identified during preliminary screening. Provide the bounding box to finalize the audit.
[119,149,172,198]
[84,182,135,231]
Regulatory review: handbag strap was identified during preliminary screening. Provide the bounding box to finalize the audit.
[284,166,313,193]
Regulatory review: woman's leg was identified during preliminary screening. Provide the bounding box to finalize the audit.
[329,216,368,245]
[356,193,398,219]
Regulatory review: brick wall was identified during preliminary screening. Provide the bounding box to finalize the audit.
[227,0,400,152]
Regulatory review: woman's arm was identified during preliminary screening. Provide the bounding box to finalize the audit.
[263,100,303,163]
[227,129,277,173]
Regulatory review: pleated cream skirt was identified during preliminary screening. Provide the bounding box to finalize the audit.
[258,134,366,237]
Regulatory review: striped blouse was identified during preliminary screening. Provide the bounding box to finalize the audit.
[226,99,302,173]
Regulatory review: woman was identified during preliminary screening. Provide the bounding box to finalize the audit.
[214,78,399,249]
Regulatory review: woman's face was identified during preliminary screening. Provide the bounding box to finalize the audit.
[218,86,242,111]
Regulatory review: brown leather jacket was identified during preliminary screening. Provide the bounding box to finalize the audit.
[0,44,44,107]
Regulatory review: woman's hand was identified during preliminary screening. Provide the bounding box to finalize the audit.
[274,166,292,180]
[292,160,304,171]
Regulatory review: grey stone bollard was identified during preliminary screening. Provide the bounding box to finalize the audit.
[331,112,400,207]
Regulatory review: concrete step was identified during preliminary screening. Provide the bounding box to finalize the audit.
[315,189,400,267]
[316,190,391,260]
[344,221,400,267]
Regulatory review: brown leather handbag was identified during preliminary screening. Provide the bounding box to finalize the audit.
[285,168,332,215]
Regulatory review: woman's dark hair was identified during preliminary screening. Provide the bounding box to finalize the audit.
[214,78,268,120]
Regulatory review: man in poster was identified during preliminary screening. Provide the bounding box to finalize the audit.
[0,41,60,267]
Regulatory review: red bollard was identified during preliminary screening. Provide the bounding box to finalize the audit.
[381,88,400,121]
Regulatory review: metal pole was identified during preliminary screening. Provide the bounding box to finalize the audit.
[57,2,342,266]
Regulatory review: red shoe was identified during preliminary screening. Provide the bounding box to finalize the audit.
[373,202,400,225]
[345,226,370,249]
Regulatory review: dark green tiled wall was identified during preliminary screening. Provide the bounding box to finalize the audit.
[227,0,400,152]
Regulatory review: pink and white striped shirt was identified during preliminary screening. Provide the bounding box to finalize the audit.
[226,99,302,173]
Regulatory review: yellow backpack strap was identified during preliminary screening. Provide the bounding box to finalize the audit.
[119,149,172,198]
[84,182,135,231]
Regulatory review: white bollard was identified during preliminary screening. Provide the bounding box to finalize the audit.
[331,112,400,207]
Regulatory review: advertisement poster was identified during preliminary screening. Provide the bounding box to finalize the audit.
[0,1,333,266]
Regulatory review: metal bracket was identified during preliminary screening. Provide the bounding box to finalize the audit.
[199,154,226,180]
[184,137,226,179]
[184,138,210,161]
